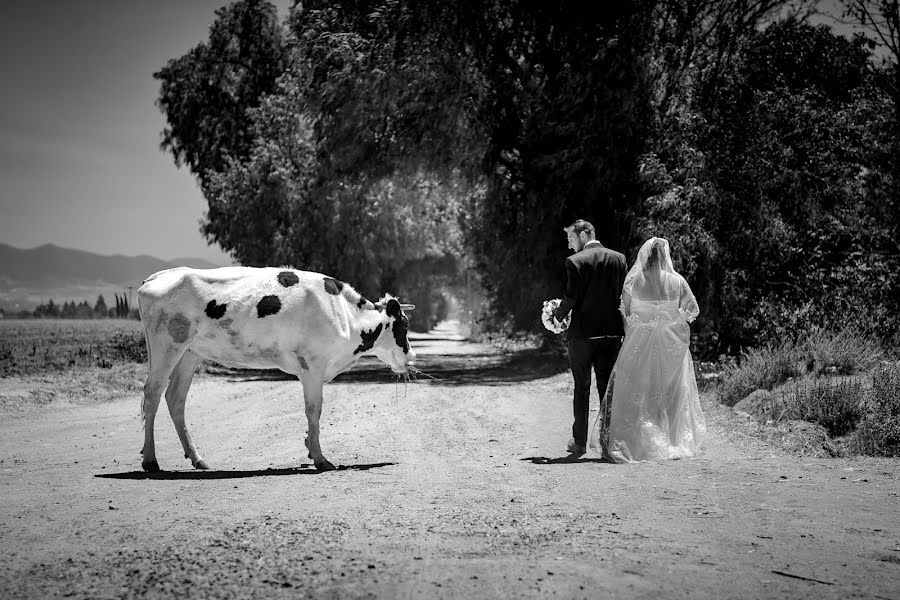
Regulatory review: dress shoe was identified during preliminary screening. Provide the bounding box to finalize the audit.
[566,438,586,455]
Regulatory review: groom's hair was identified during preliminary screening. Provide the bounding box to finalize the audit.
[565,219,595,239]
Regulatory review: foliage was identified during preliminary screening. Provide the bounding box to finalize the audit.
[800,326,885,375]
[154,1,899,349]
[784,376,864,437]
[719,341,803,406]
[154,0,287,187]
[644,16,899,353]
[718,324,886,405]
[852,364,900,456]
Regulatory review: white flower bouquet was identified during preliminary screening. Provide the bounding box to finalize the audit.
[541,298,570,334]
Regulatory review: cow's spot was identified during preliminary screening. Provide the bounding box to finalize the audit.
[219,318,239,337]
[393,316,411,353]
[260,346,281,361]
[298,355,309,370]
[357,296,369,309]
[278,271,299,288]
[167,313,191,344]
[354,323,383,355]
[323,277,344,295]
[387,299,411,353]
[205,299,227,319]
[257,295,282,318]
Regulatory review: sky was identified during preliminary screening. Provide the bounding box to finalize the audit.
[0,1,290,265]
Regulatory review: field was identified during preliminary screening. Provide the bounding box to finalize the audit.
[0,319,145,377]
[0,319,147,410]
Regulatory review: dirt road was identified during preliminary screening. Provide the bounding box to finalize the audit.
[1,322,898,599]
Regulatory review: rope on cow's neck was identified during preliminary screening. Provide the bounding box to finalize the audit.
[409,366,440,381]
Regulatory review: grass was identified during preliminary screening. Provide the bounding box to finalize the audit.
[851,366,900,457]
[719,341,802,406]
[719,326,885,407]
[718,326,898,456]
[784,377,864,438]
[0,319,146,377]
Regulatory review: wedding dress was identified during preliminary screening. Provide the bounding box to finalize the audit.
[592,237,706,462]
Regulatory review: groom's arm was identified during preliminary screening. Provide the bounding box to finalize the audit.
[554,258,579,320]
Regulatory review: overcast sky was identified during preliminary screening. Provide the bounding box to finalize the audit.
[0,0,872,265]
[0,1,289,264]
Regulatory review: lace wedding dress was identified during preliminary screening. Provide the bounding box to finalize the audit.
[593,237,707,462]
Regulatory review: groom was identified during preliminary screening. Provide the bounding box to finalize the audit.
[554,219,626,455]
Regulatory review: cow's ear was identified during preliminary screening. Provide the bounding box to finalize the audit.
[400,303,415,311]
[386,298,401,318]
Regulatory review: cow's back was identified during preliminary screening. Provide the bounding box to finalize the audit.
[138,267,357,371]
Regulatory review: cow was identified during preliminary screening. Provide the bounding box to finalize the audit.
[137,266,415,472]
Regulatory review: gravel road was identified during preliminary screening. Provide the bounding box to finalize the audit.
[1,322,898,599]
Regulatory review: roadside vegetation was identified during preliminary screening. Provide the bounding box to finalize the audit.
[717,328,899,457]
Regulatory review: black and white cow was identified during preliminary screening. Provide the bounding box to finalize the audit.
[137,266,415,472]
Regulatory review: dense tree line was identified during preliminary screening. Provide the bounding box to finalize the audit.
[155,0,898,352]
[2,295,138,320]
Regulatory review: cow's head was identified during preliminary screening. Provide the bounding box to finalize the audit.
[372,297,416,374]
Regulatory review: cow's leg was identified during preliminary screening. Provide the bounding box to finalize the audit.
[300,376,334,471]
[164,350,208,470]
[141,345,187,472]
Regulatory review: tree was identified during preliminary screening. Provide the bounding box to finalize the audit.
[642,20,900,349]
[114,294,130,319]
[94,295,108,318]
[155,0,287,190]
[291,1,658,330]
[837,0,900,228]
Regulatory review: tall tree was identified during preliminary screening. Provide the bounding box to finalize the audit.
[292,1,658,330]
[155,0,287,189]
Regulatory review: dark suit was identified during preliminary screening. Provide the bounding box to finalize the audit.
[554,241,626,447]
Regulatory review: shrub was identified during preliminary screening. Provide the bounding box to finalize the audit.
[105,330,147,364]
[717,327,886,407]
[719,341,803,406]
[852,365,900,457]
[784,377,864,437]
[800,326,885,376]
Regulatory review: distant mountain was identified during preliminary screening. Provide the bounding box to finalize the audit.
[0,243,231,285]
[169,257,227,270]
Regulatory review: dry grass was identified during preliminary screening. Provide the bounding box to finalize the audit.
[0,319,146,377]
[719,341,802,406]
[0,363,147,411]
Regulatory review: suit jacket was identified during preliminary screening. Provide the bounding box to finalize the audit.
[554,242,627,339]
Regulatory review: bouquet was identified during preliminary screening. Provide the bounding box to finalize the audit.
[541,298,570,334]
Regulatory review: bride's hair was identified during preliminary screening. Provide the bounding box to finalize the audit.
[645,243,662,269]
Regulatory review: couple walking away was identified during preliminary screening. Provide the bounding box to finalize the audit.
[553,219,706,463]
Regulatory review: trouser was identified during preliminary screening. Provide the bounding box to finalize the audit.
[567,337,621,446]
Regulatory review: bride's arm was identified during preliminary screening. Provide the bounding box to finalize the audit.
[620,291,632,320]
[678,276,700,323]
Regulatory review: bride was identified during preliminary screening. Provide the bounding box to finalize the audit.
[594,237,706,462]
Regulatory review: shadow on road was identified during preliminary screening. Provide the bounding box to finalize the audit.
[208,349,569,387]
[95,462,395,480]
[522,455,612,465]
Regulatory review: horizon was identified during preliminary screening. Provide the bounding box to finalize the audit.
[0,239,229,265]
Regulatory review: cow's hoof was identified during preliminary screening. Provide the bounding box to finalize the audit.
[315,460,336,472]
[142,460,160,473]
[193,460,211,471]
